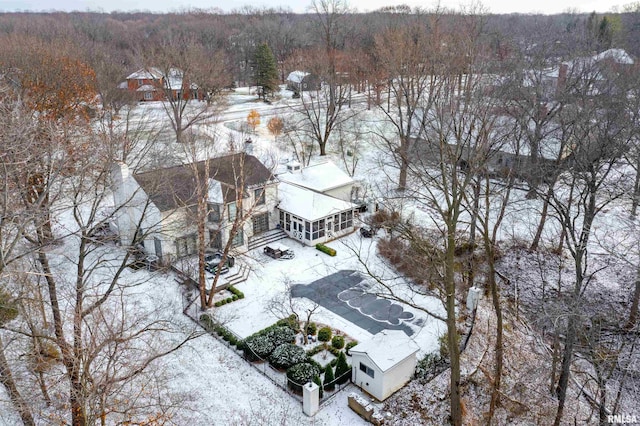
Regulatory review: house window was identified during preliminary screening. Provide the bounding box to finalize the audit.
[175,234,197,258]
[208,203,221,222]
[228,202,237,221]
[143,91,153,100]
[305,221,310,241]
[137,79,144,87]
[253,213,269,234]
[285,213,291,231]
[254,187,265,205]
[231,229,244,247]
[312,219,325,240]
[359,362,375,378]
[209,231,221,249]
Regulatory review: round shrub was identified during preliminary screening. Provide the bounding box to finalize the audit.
[286,363,320,393]
[306,322,317,336]
[243,334,275,361]
[331,335,345,349]
[317,327,332,342]
[269,344,308,370]
[267,326,296,347]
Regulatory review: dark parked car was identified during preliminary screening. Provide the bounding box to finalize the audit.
[263,244,295,260]
[205,251,235,275]
[360,227,375,238]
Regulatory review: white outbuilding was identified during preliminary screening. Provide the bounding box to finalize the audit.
[350,330,420,401]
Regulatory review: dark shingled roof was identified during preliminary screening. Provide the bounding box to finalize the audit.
[133,153,273,212]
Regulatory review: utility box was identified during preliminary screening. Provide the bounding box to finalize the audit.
[467,286,482,313]
[302,381,319,416]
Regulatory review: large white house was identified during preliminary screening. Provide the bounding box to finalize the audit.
[276,161,358,246]
[350,330,419,401]
[111,153,278,262]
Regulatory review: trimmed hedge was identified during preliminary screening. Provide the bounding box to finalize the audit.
[315,243,336,256]
[331,335,345,349]
[345,340,358,355]
[317,327,332,342]
[269,344,309,370]
[287,363,321,393]
[214,286,245,307]
[199,314,240,347]
[243,334,275,361]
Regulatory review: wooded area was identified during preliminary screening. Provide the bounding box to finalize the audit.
[1,2,640,425]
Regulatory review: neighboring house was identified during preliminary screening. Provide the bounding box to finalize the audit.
[121,67,205,102]
[276,161,358,246]
[286,71,320,92]
[350,330,419,401]
[533,48,634,98]
[124,68,165,102]
[111,152,278,262]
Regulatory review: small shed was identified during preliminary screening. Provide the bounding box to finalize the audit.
[350,330,419,401]
[286,70,320,92]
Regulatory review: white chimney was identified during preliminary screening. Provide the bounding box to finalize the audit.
[244,138,253,155]
[286,161,302,173]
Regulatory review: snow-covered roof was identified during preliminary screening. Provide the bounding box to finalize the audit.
[350,330,419,372]
[126,67,163,80]
[286,71,309,83]
[593,48,634,65]
[278,182,356,221]
[278,161,353,193]
[136,84,157,92]
[117,81,128,89]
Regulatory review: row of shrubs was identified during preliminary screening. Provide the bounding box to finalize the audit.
[315,243,336,257]
[200,315,353,395]
[213,286,245,307]
[200,314,240,347]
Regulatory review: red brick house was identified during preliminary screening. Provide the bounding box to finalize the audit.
[121,68,205,102]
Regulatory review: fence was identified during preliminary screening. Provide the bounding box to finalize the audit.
[191,308,354,409]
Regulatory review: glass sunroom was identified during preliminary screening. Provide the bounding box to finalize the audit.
[277,182,357,246]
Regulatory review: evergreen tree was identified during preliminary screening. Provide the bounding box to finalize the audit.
[323,364,335,391]
[313,374,323,398]
[254,43,279,100]
[334,351,351,384]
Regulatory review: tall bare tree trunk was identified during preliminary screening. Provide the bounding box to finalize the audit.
[0,336,35,426]
[446,227,463,426]
[626,265,640,329]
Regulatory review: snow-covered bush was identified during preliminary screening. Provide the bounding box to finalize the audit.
[243,334,275,361]
[269,343,308,370]
[286,363,321,393]
[267,326,296,347]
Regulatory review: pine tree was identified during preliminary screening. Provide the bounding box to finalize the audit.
[323,364,335,391]
[254,43,279,100]
[334,351,351,384]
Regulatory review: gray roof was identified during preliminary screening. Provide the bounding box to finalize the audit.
[134,153,273,212]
